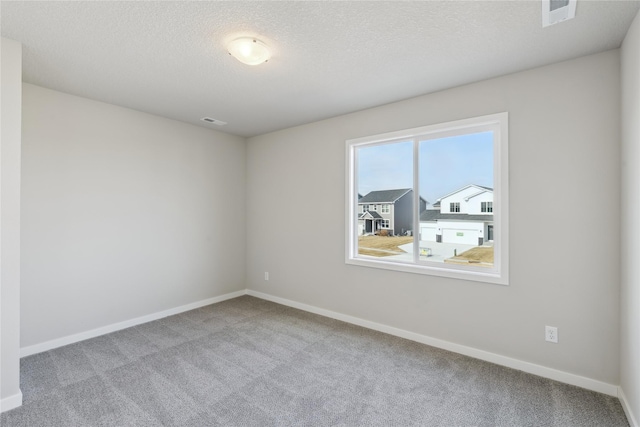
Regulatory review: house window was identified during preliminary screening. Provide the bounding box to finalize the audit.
[481,201,493,213]
[346,113,509,285]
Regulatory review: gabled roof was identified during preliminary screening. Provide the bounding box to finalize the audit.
[435,184,493,202]
[359,210,383,220]
[359,188,412,204]
[420,210,493,222]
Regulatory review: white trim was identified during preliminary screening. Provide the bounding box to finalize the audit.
[20,290,246,357]
[246,289,618,397]
[0,391,23,413]
[619,387,639,427]
[464,190,489,202]
[346,256,506,285]
[439,184,492,204]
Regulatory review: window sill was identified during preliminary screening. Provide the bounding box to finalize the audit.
[346,256,508,285]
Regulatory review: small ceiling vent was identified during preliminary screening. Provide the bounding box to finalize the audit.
[201,117,227,126]
[542,0,577,27]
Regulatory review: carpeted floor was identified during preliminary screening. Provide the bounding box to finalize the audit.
[1,295,629,426]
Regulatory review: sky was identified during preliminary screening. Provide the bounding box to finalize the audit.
[357,131,493,204]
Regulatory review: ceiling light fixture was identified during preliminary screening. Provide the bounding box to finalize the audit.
[227,37,271,65]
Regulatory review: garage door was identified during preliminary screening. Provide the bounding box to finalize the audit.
[420,225,437,242]
[442,229,479,245]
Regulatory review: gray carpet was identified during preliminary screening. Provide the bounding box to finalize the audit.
[1,295,629,426]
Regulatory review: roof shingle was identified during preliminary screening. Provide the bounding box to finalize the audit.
[358,189,411,204]
[359,210,383,219]
[420,210,493,222]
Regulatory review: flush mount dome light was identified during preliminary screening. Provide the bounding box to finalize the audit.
[227,37,271,65]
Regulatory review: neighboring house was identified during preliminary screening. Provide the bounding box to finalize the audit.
[419,184,493,246]
[427,200,441,210]
[358,188,427,236]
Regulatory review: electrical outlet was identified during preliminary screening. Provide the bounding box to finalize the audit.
[264,272,269,281]
[545,326,558,343]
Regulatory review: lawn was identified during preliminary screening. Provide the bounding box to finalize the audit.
[358,235,413,257]
[447,246,494,266]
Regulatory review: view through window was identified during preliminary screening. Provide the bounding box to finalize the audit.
[347,113,508,284]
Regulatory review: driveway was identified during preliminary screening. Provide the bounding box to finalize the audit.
[396,241,476,263]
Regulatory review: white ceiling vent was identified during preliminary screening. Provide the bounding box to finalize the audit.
[201,117,227,126]
[542,0,577,27]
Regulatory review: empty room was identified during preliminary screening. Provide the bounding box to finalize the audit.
[1,1,639,426]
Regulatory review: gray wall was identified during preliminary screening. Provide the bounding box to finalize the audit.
[1,37,23,410]
[621,9,640,425]
[246,50,621,385]
[20,84,247,348]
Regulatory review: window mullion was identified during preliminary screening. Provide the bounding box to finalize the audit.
[413,138,420,264]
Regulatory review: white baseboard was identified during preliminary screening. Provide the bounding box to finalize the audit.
[20,289,246,357]
[246,289,619,397]
[0,390,23,413]
[619,387,639,427]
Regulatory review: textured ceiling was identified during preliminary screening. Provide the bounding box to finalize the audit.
[2,1,639,137]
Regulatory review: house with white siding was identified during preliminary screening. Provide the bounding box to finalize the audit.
[420,184,493,246]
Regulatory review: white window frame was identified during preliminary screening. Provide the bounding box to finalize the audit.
[381,204,390,213]
[450,202,461,213]
[345,112,509,285]
[381,219,390,228]
[481,201,493,213]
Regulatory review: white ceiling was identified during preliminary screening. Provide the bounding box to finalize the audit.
[2,1,639,137]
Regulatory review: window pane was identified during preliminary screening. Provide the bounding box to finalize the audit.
[356,140,414,259]
[346,112,507,284]
[418,131,494,267]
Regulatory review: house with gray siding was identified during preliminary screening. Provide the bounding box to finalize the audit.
[358,188,427,236]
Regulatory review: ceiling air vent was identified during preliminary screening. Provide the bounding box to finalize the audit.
[542,0,576,27]
[201,117,227,126]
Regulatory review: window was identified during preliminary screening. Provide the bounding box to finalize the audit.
[481,201,493,213]
[346,113,509,285]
